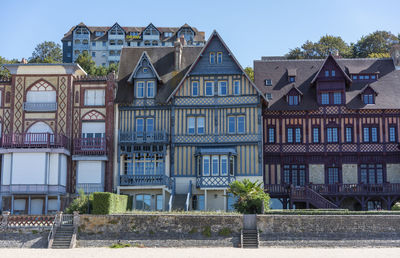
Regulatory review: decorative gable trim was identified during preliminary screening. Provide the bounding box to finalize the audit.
[166,30,267,102]
[286,85,303,96]
[107,22,126,34]
[82,110,105,120]
[142,23,161,35]
[127,51,161,83]
[360,85,378,96]
[310,54,352,85]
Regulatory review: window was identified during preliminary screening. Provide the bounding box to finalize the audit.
[268,127,275,143]
[217,52,223,64]
[365,75,370,80]
[352,75,357,80]
[333,92,342,104]
[265,79,272,86]
[326,127,338,143]
[188,117,195,134]
[84,89,105,106]
[192,81,199,96]
[143,68,148,73]
[146,118,154,132]
[363,127,369,142]
[136,82,144,98]
[266,93,272,100]
[203,156,210,176]
[325,70,329,77]
[74,50,80,55]
[205,81,214,96]
[234,80,240,95]
[371,75,376,80]
[82,39,88,45]
[164,32,173,37]
[102,41,106,47]
[363,126,378,142]
[117,40,123,45]
[237,116,245,134]
[144,40,150,46]
[331,70,336,77]
[283,164,306,186]
[287,127,301,143]
[371,127,378,142]
[346,127,353,143]
[91,52,96,57]
[313,127,319,143]
[228,117,236,133]
[67,41,71,46]
[389,126,396,142]
[295,128,301,143]
[212,156,219,176]
[321,93,329,105]
[327,167,340,184]
[209,52,215,64]
[92,42,96,47]
[289,76,295,82]
[220,156,228,176]
[136,195,151,211]
[74,39,81,44]
[197,117,205,134]
[288,95,299,106]
[136,118,144,133]
[363,94,374,104]
[67,53,71,58]
[360,164,383,184]
[152,40,158,46]
[156,195,163,211]
[218,81,227,96]
[147,81,155,98]
[287,128,293,143]
[95,31,104,37]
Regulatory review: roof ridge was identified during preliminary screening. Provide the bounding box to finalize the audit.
[257,57,393,62]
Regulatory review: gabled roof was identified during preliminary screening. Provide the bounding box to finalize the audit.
[360,84,378,96]
[141,23,161,35]
[166,30,267,102]
[127,51,162,82]
[286,84,303,96]
[310,54,352,85]
[107,22,126,34]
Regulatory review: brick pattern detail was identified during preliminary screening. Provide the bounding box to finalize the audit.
[57,77,67,134]
[13,77,24,133]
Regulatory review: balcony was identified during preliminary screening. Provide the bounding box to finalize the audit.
[23,102,57,112]
[119,131,168,144]
[120,174,174,189]
[196,175,236,188]
[73,137,106,155]
[0,184,66,194]
[1,133,70,149]
[76,183,104,194]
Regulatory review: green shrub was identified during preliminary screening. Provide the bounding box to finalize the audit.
[218,228,231,236]
[228,179,270,214]
[189,227,198,234]
[65,189,93,214]
[92,192,128,214]
[392,202,400,210]
[109,243,131,248]
[202,226,212,237]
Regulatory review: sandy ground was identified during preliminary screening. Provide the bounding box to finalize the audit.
[1,247,400,258]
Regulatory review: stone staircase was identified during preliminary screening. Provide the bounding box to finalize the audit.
[48,213,77,249]
[291,186,339,209]
[241,229,259,248]
[51,225,74,249]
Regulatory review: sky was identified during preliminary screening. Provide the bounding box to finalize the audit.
[1,0,399,67]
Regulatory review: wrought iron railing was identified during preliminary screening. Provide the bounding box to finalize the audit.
[120,174,174,189]
[23,102,57,112]
[76,183,104,194]
[73,137,106,155]
[119,130,168,143]
[1,133,70,149]
[196,175,236,188]
[0,184,66,194]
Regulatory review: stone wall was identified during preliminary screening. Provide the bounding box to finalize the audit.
[309,164,324,184]
[0,228,49,248]
[77,214,243,247]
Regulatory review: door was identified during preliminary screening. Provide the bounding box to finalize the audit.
[31,199,44,215]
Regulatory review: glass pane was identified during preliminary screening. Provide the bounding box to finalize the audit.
[143,195,151,211]
[237,117,245,133]
[146,119,154,132]
[136,119,144,133]
[156,195,163,211]
[295,128,301,143]
[363,128,369,142]
[197,117,204,134]
[135,195,143,210]
[228,117,236,133]
[371,127,378,142]
[203,156,210,176]
[287,128,293,143]
[212,156,219,176]
[221,156,228,176]
[188,117,195,134]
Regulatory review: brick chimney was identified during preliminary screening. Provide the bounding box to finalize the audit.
[174,37,184,70]
[390,45,400,70]
[21,58,28,64]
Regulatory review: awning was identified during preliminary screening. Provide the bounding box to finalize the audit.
[195,148,237,155]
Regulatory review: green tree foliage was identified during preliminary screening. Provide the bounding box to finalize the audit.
[65,189,93,214]
[0,56,18,78]
[244,67,254,81]
[287,35,351,59]
[76,52,118,76]
[353,31,399,58]
[392,202,400,211]
[29,41,62,63]
[228,179,270,214]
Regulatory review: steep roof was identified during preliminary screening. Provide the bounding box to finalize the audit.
[115,46,202,104]
[254,57,396,110]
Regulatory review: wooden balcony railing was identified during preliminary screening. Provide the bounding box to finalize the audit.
[196,175,236,188]
[119,130,168,143]
[73,137,106,155]
[1,133,70,149]
[23,102,57,112]
[0,184,66,194]
[76,183,104,194]
[120,174,174,190]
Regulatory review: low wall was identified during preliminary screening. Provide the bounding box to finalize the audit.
[0,228,49,248]
[77,214,243,247]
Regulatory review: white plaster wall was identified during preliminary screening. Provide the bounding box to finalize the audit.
[77,161,103,184]
[342,164,358,184]
[309,164,325,184]
[2,154,12,185]
[60,155,67,186]
[48,153,59,185]
[387,164,400,183]
[174,177,196,194]
[206,190,225,211]
[12,153,46,184]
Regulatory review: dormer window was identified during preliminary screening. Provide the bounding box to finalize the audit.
[288,95,299,106]
[331,70,336,77]
[217,52,223,64]
[265,79,272,86]
[266,93,272,100]
[361,86,377,105]
[209,52,215,64]
[95,31,104,37]
[325,70,329,77]
[289,76,295,82]
[363,94,374,104]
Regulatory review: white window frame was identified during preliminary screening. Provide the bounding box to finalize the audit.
[197,117,205,135]
[205,81,214,96]
[234,80,240,95]
[220,155,228,176]
[188,117,195,135]
[147,81,155,98]
[218,81,227,96]
[212,156,219,176]
[84,89,105,106]
[136,81,145,98]
[192,81,199,97]
[237,116,245,134]
[203,156,210,176]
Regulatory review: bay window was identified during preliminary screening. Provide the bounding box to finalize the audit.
[202,155,229,177]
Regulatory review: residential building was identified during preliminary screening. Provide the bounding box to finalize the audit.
[254,46,400,210]
[115,31,265,211]
[0,63,115,214]
[62,22,205,66]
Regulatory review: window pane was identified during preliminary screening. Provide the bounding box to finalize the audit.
[363,127,369,142]
[137,82,144,98]
[221,156,228,176]
[333,92,341,104]
[197,117,204,134]
[212,156,219,176]
[332,128,338,142]
[192,82,198,96]
[188,117,195,134]
[295,128,301,143]
[346,127,352,142]
[143,195,151,210]
[237,117,245,133]
[146,118,154,132]
[313,128,319,143]
[389,127,396,142]
[268,128,275,143]
[321,93,329,104]
[209,52,215,64]
[228,117,236,133]
[371,127,378,142]
[217,52,223,64]
[203,156,210,176]
[218,81,227,96]
[205,82,214,96]
[135,195,143,210]
[287,128,293,143]
[136,119,144,133]
[147,81,155,98]
[234,81,240,95]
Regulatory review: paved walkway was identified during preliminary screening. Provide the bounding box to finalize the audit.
[1,247,400,258]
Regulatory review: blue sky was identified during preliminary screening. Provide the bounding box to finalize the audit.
[1,0,399,67]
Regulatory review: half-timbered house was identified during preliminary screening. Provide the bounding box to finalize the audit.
[255,46,400,210]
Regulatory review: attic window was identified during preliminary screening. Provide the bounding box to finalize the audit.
[95,31,104,37]
[265,79,272,86]
[164,32,173,37]
[352,74,378,81]
[288,95,299,106]
[363,94,374,104]
[325,70,329,77]
[266,93,272,100]
[289,76,295,82]
[143,68,148,73]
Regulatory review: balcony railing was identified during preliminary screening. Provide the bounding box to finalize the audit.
[73,137,106,155]
[23,102,57,112]
[120,174,174,189]
[1,133,70,149]
[0,184,66,194]
[76,183,104,194]
[119,131,168,143]
[264,183,400,196]
[196,175,236,188]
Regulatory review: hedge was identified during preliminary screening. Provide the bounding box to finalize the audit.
[92,192,129,214]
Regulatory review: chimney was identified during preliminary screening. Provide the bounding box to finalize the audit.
[174,37,183,70]
[21,58,28,64]
[390,45,400,70]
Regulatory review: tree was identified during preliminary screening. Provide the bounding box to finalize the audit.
[228,179,270,214]
[244,67,254,81]
[65,189,93,214]
[29,41,62,63]
[353,31,399,58]
[76,51,96,75]
[0,56,18,78]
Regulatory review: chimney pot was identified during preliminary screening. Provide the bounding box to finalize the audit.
[390,45,400,70]
[21,58,28,64]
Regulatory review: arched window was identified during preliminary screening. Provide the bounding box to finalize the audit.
[74,50,80,55]
[27,122,53,134]
[26,122,54,143]
[117,40,123,45]
[109,40,115,45]
[82,39,89,45]
[26,81,56,104]
[144,40,150,46]
[152,40,158,46]
[74,39,81,44]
